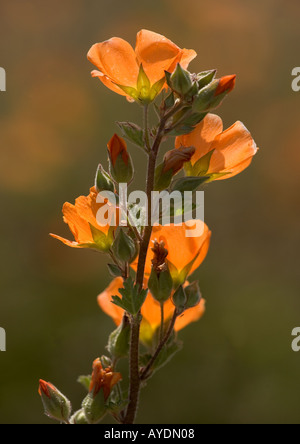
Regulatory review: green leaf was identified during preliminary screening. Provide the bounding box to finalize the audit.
[117,122,144,148]
[116,85,139,101]
[192,150,215,176]
[137,64,150,92]
[154,163,173,191]
[149,77,166,101]
[77,375,91,392]
[107,321,131,359]
[107,263,123,278]
[153,341,183,372]
[172,176,208,193]
[111,278,148,316]
[89,224,113,252]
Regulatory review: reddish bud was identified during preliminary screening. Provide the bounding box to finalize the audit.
[107,134,129,167]
[215,75,236,96]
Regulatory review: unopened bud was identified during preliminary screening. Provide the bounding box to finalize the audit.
[172,285,187,314]
[70,409,89,425]
[193,74,236,113]
[95,164,115,193]
[38,380,71,423]
[170,64,193,96]
[107,315,131,359]
[107,134,133,184]
[112,229,136,263]
[185,281,202,308]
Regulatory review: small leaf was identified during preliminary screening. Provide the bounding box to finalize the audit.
[117,122,144,148]
[116,85,139,101]
[77,375,91,392]
[192,150,215,176]
[112,278,148,315]
[107,264,123,278]
[89,224,113,252]
[172,176,208,193]
[149,77,165,101]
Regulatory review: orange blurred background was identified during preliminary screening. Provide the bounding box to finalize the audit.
[0,0,300,424]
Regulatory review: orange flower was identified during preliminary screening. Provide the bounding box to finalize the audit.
[97,277,206,343]
[50,187,118,251]
[175,113,258,180]
[132,221,211,285]
[89,358,122,400]
[87,29,196,101]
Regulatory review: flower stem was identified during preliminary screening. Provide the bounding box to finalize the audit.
[123,100,185,424]
[140,309,178,381]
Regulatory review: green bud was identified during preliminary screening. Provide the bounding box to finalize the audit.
[95,164,115,193]
[185,281,202,308]
[82,392,107,424]
[197,70,217,90]
[112,229,136,263]
[172,285,187,313]
[70,409,89,425]
[148,266,173,303]
[107,315,131,359]
[170,63,193,96]
[39,380,71,424]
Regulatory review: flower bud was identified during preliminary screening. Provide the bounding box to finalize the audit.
[148,240,173,303]
[107,134,133,184]
[193,74,236,113]
[82,358,122,424]
[107,315,131,359]
[70,409,89,424]
[172,285,187,314]
[154,146,195,191]
[112,229,136,263]
[196,69,217,90]
[185,281,202,308]
[95,164,115,193]
[39,380,72,423]
[170,63,193,96]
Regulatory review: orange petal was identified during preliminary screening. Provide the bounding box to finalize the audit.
[208,121,258,175]
[175,114,223,165]
[50,233,84,248]
[87,38,139,88]
[135,29,182,85]
[91,70,129,97]
[174,299,206,331]
[74,187,116,235]
[179,48,197,70]
[62,202,94,244]
[132,222,211,277]
[97,277,125,326]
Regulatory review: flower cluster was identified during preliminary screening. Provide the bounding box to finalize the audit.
[40,29,258,425]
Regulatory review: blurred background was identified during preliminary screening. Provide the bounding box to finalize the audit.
[0,0,300,424]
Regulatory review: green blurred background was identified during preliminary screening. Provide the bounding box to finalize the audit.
[1,0,300,424]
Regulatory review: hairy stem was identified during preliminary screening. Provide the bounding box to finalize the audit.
[140,309,178,381]
[123,100,185,424]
